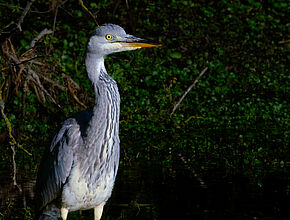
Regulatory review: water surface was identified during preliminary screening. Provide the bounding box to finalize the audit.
[1,162,289,219]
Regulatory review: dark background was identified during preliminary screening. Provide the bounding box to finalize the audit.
[0,0,289,219]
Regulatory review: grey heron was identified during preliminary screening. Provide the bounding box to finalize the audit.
[35,24,160,220]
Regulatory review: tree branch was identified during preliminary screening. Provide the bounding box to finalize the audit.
[171,67,208,116]
[16,0,36,31]
[79,0,98,25]
[0,90,32,189]
[30,28,53,49]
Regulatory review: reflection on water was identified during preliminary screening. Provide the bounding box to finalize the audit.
[0,162,289,219]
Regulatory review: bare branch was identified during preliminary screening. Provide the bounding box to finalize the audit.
[171,67,208,116]
[68,81,87,108]
[52,4,59,33]
[79,0,98,25]
[16,0,36,31]
[30,28,53,49]
[11,144,17,187]
[1,40,62,109]
[27,66,47,103]
[0,91,32,189]
[22,71,31,115]
[62,73,87,107]
[62,73,81,90]
[278,39,290,45]
[39,74,67,91]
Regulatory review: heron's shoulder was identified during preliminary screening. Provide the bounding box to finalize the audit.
[49,110,92,151]
[70,110,93,137]
[58,110,93,134]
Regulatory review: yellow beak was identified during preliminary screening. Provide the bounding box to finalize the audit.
[126,42,162,48]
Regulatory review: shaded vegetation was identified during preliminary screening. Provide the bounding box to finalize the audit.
[0,0,289,219]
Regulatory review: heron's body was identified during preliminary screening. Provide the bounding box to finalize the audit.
[35,24,159,220]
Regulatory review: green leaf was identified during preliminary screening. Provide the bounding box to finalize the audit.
[170,51,182,59]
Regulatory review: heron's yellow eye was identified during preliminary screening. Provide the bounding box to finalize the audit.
[105,34,113,40]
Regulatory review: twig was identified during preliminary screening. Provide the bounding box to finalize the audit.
[27,66,49,103]
[33,0,69,15]
[52,3,59,34]
[30,28,53,49]
[16,0,36,31]
[39,74,67,91]
[62,73,81,90]
[0,0,35,40]
[16,56,41,65]
[22,71,31,115]
[0,92,16,187]
[171,67,208,116]
[0,91,32,189]
[125,0,129,9]
[79,0,98,25]
[2,40,61,109]
[278,39,290,44]
[10,144,17,186]
[178,154,207,188]
[0,3,21,9]
[28,71,61,109]
[68,80,87,108]
[0,90,32,156]
[2,41,45,106]
[62,73,86,107]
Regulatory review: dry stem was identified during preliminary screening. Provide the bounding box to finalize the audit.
[79,0,98,25]
[30,28,53,49]
[16,0,36,31]
[171,67,208,116]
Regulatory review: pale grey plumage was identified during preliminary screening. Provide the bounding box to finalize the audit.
[35,24,159,220]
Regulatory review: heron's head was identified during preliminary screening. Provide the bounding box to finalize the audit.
[87,24,160,56]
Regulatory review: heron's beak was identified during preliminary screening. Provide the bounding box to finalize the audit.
[119,35,161,48]
[127,42,162,47]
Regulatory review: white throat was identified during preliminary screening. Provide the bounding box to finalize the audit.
[85,52,106,84]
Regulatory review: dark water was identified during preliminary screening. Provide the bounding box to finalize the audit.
[0,162,289,220]
[108,163,290,220]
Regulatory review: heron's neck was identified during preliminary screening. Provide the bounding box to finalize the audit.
[85,51,120,149]
[83,51,120,179]
[85,52,106,85]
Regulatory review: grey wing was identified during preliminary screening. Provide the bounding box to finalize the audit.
[35,118,82,213]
